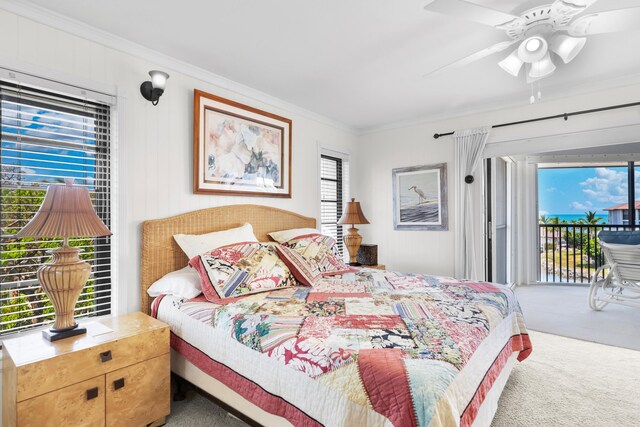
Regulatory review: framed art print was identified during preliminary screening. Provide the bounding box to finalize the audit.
[193,89,292,197]
[392,163,448,230]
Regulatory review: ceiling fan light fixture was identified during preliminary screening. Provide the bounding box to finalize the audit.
[498,49,524,76]
[550,34,586,63]
[528,53,556,79]
[518,36,548,63]
[525,38,541,52]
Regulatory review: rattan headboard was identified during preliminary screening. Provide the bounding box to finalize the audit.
[140,204,316,314]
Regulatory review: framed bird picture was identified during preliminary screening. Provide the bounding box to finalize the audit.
[392,163,448,231]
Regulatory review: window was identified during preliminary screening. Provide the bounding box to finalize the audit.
[1,79,112,336]
[320,152,349,256]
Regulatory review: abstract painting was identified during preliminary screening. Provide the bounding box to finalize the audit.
[194,90,292,197]
[392,163,448,230]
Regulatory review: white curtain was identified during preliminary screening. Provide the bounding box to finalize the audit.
[453,127,491,280]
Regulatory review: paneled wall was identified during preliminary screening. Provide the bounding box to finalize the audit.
[0,9,358,314]
[2,6,640,307]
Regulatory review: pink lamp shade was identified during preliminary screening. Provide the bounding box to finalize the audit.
[338,198,370,226]
[16,179,111,239]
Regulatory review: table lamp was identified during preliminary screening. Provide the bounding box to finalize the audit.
[16,179,112,341]
[337,198,370,266]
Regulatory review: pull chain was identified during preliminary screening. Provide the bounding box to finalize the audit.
[537,80,542,102]
[530,83,535,104]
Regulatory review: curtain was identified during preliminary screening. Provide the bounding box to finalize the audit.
[453,127,491,280]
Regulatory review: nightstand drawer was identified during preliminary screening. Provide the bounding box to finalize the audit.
[17,375,105,427]
[17,326,168,401]
[106,353,170,427]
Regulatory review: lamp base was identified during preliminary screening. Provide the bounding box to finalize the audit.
[343,225,363,265]
[348,262,362,266]
[38,244,92,332]
[42,326,87,342]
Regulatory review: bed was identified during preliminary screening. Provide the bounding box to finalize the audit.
[141,204,531,427]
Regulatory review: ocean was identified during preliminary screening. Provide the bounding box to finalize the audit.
[541,214,608,223]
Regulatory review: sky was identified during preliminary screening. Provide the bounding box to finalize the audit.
[1,101,98,189]
[538,166,640,216]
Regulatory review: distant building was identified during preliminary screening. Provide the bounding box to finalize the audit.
[539,227,563,251]
[604,202,640,225]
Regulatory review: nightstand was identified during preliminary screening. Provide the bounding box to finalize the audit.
[365,264,386,270]
[2,312,170,427]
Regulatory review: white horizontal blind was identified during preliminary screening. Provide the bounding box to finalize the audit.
[1,80,112,336]
[320,153,349,256]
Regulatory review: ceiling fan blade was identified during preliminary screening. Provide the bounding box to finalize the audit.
[423,40,517,78]
[568,7,640,36]
[551,0,599,18]
[424,0,522,28]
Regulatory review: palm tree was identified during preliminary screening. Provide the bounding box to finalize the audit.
[584,210,602,224]
[549,216,560,225]
[539,214,550,224]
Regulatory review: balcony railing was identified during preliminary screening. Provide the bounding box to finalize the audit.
[539,223,636,284]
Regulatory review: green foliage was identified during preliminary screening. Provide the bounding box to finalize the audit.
[562,226,604,269]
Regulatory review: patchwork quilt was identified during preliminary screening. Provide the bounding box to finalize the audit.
[153,268,531,427]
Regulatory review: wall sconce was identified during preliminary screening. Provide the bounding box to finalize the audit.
[140,70,169,106]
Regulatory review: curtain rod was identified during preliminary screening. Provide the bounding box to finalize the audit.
[432,101,640,139]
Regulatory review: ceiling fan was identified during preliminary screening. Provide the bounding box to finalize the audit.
[423,0,640,85]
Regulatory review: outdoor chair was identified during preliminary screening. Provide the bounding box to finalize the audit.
[589,230,640,310]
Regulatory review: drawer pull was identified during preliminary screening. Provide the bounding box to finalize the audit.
[86,387,99,400]
[113,378,125,390]
[100,350,112,362]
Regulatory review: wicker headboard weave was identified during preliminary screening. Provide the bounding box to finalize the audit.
[140,204,316,314]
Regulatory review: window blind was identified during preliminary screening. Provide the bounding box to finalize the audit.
[320,153,349,256]
[1,80,112,336]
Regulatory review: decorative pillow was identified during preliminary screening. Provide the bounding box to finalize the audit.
[189,242,298,303]
[268,228,322,244]
[274,233,353,285]
[146,266,202,299]
[174,223,258,259]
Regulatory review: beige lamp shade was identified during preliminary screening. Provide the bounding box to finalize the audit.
[338,198,370,226]
[16,179,111,239]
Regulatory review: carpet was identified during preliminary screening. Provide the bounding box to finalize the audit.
[166,331,640,426]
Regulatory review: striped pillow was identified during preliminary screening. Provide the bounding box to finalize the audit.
[189,242,297,303]
[274,234,353,286]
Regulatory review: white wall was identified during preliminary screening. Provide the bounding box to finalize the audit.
[355,83,640,277]
[0,9,358,315]
[2,5,640,305]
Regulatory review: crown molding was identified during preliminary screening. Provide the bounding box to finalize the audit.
[0,0,356,135]
[4,0,639,138]
[357,71,640,136]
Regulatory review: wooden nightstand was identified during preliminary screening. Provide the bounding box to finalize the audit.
[2,312,170,427]
[365,264,386,270]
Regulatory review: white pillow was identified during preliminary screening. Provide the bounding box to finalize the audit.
[147,266,202,299]
[268,227,322,243]
[174,223,258,259]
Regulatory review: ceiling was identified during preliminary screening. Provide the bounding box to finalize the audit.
[22,0,640,131]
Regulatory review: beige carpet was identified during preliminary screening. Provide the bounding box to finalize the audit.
[166,331,640,426]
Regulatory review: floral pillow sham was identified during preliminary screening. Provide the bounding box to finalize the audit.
[189,242,298,303]
[274,233,354,286]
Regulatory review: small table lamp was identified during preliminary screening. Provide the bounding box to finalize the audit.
[338,198,370,266]
[16,179,112,341]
